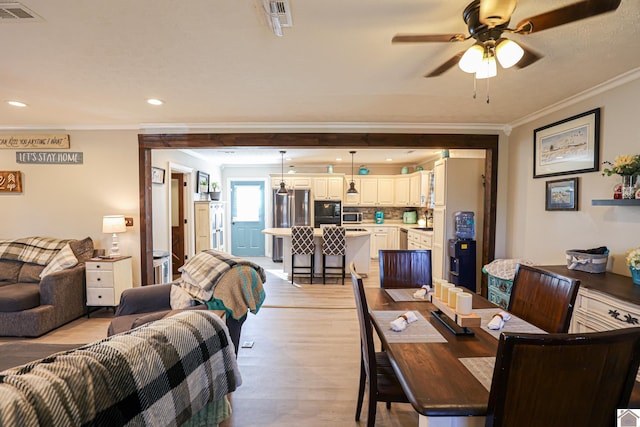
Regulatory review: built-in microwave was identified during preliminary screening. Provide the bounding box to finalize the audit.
[342,212,363,224]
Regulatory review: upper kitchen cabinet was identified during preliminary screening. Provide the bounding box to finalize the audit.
[395,176,411,206]
[396,171,433,207]
[313,176,344,200]
[270,175,312,189]
[355,176,394,206]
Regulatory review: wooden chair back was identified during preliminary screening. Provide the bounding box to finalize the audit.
[378,249,432,288]
[507,264,580,333]
[486,328,640,427]
[350,262,377,392]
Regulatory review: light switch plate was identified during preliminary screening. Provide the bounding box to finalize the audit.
[125,217,134,227]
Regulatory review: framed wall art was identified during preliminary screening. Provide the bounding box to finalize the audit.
[533,108,600,178]
[197,171,209,193]
[545,177,578,211]
[151,167,165,184]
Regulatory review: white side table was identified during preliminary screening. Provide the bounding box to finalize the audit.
[86,256,133,315]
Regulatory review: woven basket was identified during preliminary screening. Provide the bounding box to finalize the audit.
[565,250,608,273]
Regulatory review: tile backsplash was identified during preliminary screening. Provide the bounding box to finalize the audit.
[344,206,430,222]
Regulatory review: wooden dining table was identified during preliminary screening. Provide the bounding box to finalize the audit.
[365,287,640,427]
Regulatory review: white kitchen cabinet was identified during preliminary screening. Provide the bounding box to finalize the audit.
[431,158,484,287]
[359,178,378,205]
[366,226,398,258]
[395,176,411,206]
[409,173,421,206]
[386,227,398,249]
[377,178,395,206]
[195,201,225,253]
[270,175,312,189]
[408,229,433,251]
[86,256,132,309]
[313,176,343,200]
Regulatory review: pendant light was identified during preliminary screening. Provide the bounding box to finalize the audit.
[277,150,288,194]
[347,150,358,194]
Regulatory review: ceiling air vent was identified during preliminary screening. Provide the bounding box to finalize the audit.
[262,0,292,36]
[0,2,43,21]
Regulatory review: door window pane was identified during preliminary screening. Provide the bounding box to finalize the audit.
[234,185,261,221]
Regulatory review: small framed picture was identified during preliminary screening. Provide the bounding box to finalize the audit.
[151,167,165,184]
[197,171,209,193]
[545,177,578,211]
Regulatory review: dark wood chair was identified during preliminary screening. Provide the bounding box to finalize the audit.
[350,262,409,427]
[507,264,580,333]
[378,249,432,288]
[486,328,640,427]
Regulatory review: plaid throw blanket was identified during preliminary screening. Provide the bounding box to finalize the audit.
[178,249,266,302]
[0,237,70,266]
[0,311,241,426]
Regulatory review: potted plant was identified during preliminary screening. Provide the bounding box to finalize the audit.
[209,182,221,201]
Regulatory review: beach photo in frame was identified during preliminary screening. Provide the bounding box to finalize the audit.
[151,167,165,184]
[533,108,600,178]
[546,177,579,211]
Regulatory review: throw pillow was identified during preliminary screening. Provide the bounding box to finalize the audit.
[40,244,78,278]
[69,237,94,261]
[170,284,196,309]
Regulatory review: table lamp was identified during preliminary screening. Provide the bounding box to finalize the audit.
[102,215,126,257]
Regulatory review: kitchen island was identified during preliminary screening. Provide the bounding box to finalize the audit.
[262,227,372,278]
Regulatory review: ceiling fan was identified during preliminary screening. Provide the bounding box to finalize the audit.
[392,0,622,79]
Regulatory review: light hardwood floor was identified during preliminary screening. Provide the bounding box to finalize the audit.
[1,258,419,426]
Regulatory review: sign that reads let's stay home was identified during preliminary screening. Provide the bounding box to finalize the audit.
[16,151,83,164]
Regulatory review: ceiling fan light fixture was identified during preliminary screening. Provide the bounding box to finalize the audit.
[459,44,485,73]
[479,0,517,27]
[496,39,524,68]
[475,55,497,79]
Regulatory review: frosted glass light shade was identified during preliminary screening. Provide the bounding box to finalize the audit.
[475,56,497,79]
[459,45,485,73]
[496,39,524,69]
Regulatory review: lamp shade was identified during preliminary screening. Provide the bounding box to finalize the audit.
[475,56,497,79]
[496,39,524,69]
[459,45,485,73]
[102,215,126,234]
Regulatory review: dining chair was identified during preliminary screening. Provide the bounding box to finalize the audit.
[350,262,409,427]
[485,327,640,427]
[378,249,432,288]
[321,226,346,285]
[507,264,580,333]
[291,226,315,285]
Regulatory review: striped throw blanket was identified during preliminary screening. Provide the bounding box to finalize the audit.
[0,237,70,266]
[0,311,241,426]
[178,249,266,302]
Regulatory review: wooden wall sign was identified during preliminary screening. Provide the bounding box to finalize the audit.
[0,134,70,149]
[16,151,83,164]
[0,171,22,193]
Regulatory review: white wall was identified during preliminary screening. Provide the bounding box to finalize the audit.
[506,77,640,276]
[0,130,142,283]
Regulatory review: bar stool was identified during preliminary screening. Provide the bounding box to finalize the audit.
[322,226,346,285]
[291,226,315,285]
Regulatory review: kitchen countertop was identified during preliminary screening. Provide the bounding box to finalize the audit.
[262,227,372,237]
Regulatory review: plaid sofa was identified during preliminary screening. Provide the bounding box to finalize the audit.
[0,237,94,337]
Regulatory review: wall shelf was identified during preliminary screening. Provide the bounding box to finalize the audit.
[592,199,640,206]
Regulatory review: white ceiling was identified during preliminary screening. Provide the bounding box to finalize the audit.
[1,0,639,131]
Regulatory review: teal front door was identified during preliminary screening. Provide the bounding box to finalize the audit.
[230,180,266,257]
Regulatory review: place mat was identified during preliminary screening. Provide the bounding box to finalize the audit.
[384,288,430,302]
[371,310,447,343]
[475,309,547,339]
[459,357,495,392]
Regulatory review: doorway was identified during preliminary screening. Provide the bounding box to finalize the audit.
[170,172,186,277]
[230,180,266,257]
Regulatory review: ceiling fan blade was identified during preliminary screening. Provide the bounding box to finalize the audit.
[515,0,621,34]
[514,44,543,69]
[392,33,467,43]
[424,51,465,78]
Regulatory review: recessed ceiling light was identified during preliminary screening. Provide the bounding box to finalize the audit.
[336,157,342,162]
[386,158,393,162]
[146,98,163,106]
[7,101,28,107]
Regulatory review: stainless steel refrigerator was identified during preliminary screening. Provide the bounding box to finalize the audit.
[272,188,311,262]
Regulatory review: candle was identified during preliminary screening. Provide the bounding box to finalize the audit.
[456,292,473,315]
[434,279,445,299]
[441,283,453,303]
[448,287,463,308]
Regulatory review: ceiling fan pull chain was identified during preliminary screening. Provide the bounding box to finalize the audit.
[486,77,490,104]
[473,75,477,99]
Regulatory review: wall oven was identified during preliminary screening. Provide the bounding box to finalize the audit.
[314,200,341,228]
